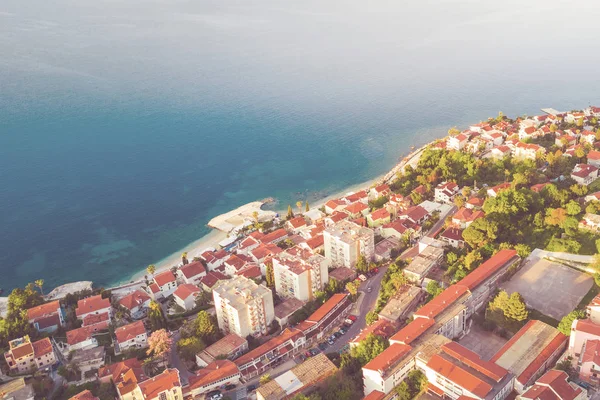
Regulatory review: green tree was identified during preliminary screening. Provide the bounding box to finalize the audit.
[557,310,586,336]
[545,208,567,226]
[514,244,532,259]
[260,373,272,385]
[426,280,443,299]
[447,127,461,136]
[356,255,369,274]
[595,273,600,287]
[350,334,388,365]
[305,201,310,212]
[148,300,165,330]
[395,382,412,400]
[34,279,44,296]
[365,311,379,326]
[265,260,275,288]
[462,218,498,248]
[287,205,294,220]
[566,200,582,216]
[196,310,219,343]
[296,201,303,213]
[177,336,205,361]
[489,290,510,312]
[345,281,359,297]
[464,250,483,271]
[147,264,156,275]
[504,292,528,321]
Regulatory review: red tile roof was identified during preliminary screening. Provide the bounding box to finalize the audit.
[442,342,508,381]
[573,319,600,337]
[489,182,511,195]
[154,270,176,287]
[531,182,550,193]
[70,390,99,400]
[307,293,348,323]
[119,290,151,311]
[98,358,145,383]
[581,339,600,365]
[238,236,259,250]
[237,265,262,279]
[179,261,206,279]
[351,319,396,344]
[414,284,469,319]
[76,295,111,317]
[458,249,518,290]
[27,300,60,322]
[440,227,464,241]
[345,202,368,214]
[115,321,146,344]
[234,328,303,367]
[523,370,583,400]
[138,369,181,399]
[390,318,435,345]
[173,283,201,301]
[363,390,386,400]
[370,208,390,221]
[32,337,54,357]
[517,333,567,385]
[67,325,96,346]
[305,235,324,250]
[260,228,288,244]
[327,211,349,223]
[427,354,493,398]
[325,199,346,210]
[363,343,412,373]
[225,254,246,271]
[199,271,228,289]
[572,164,599,178]
[453,207,484,223]
[287,216,307,229]
[589,150,600,161]
[189,360,240,390]
[83,311,110,327]
[402,205,429,222]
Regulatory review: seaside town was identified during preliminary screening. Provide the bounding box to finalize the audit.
[5,106,600,400]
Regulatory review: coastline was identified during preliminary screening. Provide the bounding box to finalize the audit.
[60,141,430,297]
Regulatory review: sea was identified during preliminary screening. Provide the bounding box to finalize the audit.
[1,0,599,292]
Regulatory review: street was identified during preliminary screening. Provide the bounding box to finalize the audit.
[168,331,194,386]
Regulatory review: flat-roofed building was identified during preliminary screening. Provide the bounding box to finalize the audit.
[378,285,424,323]
[213,275,275,337]
[323,220,375,268]
[295,293,352,345]
[195,333,248,367]
[491,320,568,393]
[274,297,305,328]
[256,354,337,400]
[404,246,444,284]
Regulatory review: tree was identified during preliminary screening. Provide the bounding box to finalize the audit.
[365,311,379,326]
[557,310,586,336]
[595,273,600,287]
[453,195,465,208]
[395,382,412,400]
[426,280,443,299]
[355,255,369,274]
[545,208,567,226]
[148,300,165,330]
[252,211,259,224]
[550,124,558,133]
[260,374,272,385]
[464,250,483,271]
[147,264,156,275]
[489,290,510,313]
[504,292,528,321]
[514,244,531,259]
[265,260,275,288]
[350,334,388,365]
[448,127,461,136]
[296,201,303,213]
[345,281,359,297]
[305,201,310,212]
[287,205,294,220]
[181,252,188,265]
[177,336,205,361]
[34,279,44,296]
[571,184,588,197]
[462,218,498,248]
[196,310,219,343]
[147,329,172,362]
[566,200,582,216]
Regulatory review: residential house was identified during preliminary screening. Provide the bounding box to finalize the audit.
[199,270,228,293]
[260,228,288,245]
[26,300,64,333]
[118,290,151,319]
[237,236,261,255]
[439,227,465,248]
[127,368,183,400]
[152,270,178,298]
[578,339,600,387]
[466,196,485,209]
[399,206,429,226]
[66,325,99,352]
[571,164,599,186]
[403,246,444,284]
[588,150,600,168]
[581,130,597,145]
[487,182,511,197]
[71,346,105,377]
[434,181,459,204]
[199,249,228,271]
[370,184,391,200]
[452,207,485,229]
[367,208,391,228]
[173,283,201,311]
[387,193,410,216]
[381,219,419,241]
[76,295,112,329]
[299,234,325,253]
[568,318,600,361]
[344,202,369,219]
[115,320,148,353]
[587,294,600,324]
[224,254,250,276]
[490,145,512,159]
[4,336,56,374]
[285,216,308,234]
[556,135,577,148]
[448,134,468,151]
[350,319,396,347]
[579,213,600,232]
[177,261,206,285]
[514,142,545,160]
[521,370,586,400]
[324,199,347,214]
[342,190,369,205]
[530,182,551,193]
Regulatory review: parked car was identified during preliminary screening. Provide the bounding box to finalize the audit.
[310,348,320,356]
[207,391,222,400]
[339,327,347,334]
[247,384,257,392]
[318,342,328,351]
[327,339,334,345]
[367,287,372,293]
[333,331,342,338]
[224,384,236,391]
[344,318,354,325]
[348,315,357,321]
[358,274,367,281]
[304,350,311,357]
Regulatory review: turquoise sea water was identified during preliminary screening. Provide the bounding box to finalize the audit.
[1,0,600,291]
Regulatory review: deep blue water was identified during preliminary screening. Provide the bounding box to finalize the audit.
[1,0,600,291]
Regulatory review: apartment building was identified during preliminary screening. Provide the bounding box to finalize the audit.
[323,220,374,268]
[272,247,329,302]
[213,276,275,337]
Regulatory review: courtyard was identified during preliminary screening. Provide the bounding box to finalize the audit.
[500,257,593,320]
[458,324,507,361]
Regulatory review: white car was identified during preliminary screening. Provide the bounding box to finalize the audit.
[358,274,367,281]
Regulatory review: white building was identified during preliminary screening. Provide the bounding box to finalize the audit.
[572,164,599,186]
[323,220,375,268]
[434,181,459,204]
[115,320,148,353]
[272,248,329,302]
[173,283,201,311]
[153,270,178,298]
[213,276,275,337]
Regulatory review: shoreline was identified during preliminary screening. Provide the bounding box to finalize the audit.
[42,140,430,298]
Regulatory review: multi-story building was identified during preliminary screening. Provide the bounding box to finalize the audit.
[76,295,113,329]
[213,276,275,337]
[26,300,65,333]
[120,368,183,400]
[272,248,329,302]
[4,336,57,374]
[323,220,374,269]
[115,321,148,353]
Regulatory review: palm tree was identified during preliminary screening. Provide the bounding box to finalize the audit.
[296,201,303,214]
[147,264,156,276]
[35,279,44,296]
[181,252,188,265]
[252,211,259,223]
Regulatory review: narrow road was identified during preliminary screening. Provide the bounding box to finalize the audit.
[168,331,194,385]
